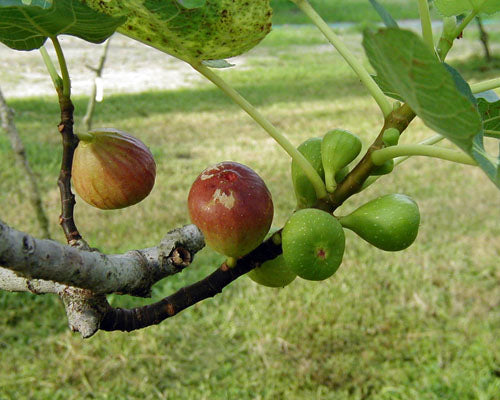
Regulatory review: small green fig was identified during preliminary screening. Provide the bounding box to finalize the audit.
[370,159,394,176]
[321,129,362,193]
[335,166,350,184]
[291,138,324,209]
[339,194,420,251]
[282,209,345,281]
[72,128,156,210]
[382,128,400,147]
[247,254,296,288]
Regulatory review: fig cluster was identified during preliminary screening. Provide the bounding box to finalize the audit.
[283,129,419,283]
[186,126,416,289]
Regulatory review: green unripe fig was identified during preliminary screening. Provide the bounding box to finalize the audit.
[370,159,394,176]
[382,128,400,147]
[247,255,296,288]
[339,194,420,252]
[321,129,362,193]
[282,209,345,281]
[335,166,350,184]
[291,138,324,209]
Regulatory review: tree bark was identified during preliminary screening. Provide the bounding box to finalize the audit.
[0,222,204,297]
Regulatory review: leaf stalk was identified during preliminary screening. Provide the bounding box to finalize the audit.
[371,144,477,166]
[191,62,327,199]
[291,0,393,118]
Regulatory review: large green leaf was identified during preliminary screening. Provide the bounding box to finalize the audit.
[363,28,499,188]
[0,0,125,51]
[434,0,500,16]
[82,0,272,62]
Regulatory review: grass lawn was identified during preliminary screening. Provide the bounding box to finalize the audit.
[270,0,500,24]
[271,0,420,24]
[1,23,500,400]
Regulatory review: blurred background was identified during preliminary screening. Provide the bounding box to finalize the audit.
[0,1,499,399]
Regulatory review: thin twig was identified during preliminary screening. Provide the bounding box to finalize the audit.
[100,234,281,332]
[82,38,112,131]
[56,93,81,244]
[0,88,51,239]
[328,104,417,210]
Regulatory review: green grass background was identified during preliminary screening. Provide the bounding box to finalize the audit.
[1,5,500,400]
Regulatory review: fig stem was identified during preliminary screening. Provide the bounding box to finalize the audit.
[291,0,392,118]
[100,234,283,332]
[75,131,95,142]
[361,134,444,190]
[417,0,435,53]
[371,144,477,166]
[50,36,71,98]
[226,257,237,268]
[39,46,63,91]
[191,62,327,200]
[437,10,478,60]
[324,171,337,193]
[328,103,416,210]
[470,77,500,94]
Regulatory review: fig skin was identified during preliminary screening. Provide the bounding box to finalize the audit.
[282,208,345,281]
[291,137,325,209]
[339,193,420,251]
[188,161,274,258]
[72,128,156,210]
[247,255,296,288]
[321,129,362,193]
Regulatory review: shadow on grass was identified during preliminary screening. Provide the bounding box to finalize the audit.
[8,73,367,125]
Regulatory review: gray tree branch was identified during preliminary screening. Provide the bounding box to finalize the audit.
[0,221,204,297]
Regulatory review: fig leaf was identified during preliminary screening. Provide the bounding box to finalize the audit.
[83,0,272,62]
[364,28,499,189]
[0,0,125,51]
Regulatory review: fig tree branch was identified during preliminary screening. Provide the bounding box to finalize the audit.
[40,38,81,244]
[328,103,416,210]
[0,267,110,338]
[0,221,204,297]
[56,92,81,244]
[0,88,51,239]
[99,234,282,332]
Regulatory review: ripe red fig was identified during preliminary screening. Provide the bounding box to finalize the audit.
[72,128,156,210]
[188,161,274,258]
